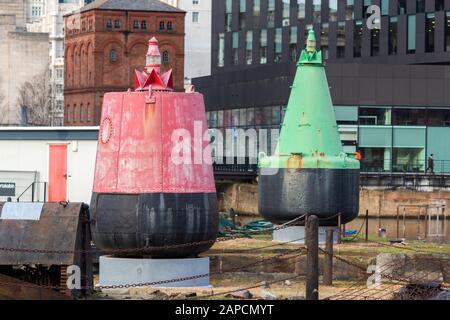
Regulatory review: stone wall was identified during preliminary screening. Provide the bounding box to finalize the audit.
[218,182,450,240]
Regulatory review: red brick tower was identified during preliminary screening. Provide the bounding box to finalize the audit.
[63,0,185,126]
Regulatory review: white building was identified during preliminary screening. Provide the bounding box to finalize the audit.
[161,0,211,85]
[26,0,87,126]
[0,127,98,204]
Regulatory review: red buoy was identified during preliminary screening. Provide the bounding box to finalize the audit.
[90,38,218,258]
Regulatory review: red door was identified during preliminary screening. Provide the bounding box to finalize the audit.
[48,145,67,202]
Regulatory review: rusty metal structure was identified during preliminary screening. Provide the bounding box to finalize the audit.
[0,202,92,299]
[90,37,219,257]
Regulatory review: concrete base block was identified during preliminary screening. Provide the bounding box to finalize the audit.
[273,226,339,245]
[98,256,210,288]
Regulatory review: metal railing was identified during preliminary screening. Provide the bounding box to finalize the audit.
[16,181,48,203]
[361,159,450,174]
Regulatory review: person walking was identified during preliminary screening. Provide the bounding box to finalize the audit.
[427,154,434,174]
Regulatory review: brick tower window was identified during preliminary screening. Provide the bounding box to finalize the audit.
[167,21,173,31]
[106,19,112,29]
[114,19,121,28]
[109,49,117,62]
[162,50,169,64]
[141,20,147,29]
[133,20,139,29]
[159,21,165,30]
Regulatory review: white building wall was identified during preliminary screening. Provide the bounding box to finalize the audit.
[0,136,97,203]
[161,0,211,85]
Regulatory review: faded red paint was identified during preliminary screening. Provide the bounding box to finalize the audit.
[93,91,215,194]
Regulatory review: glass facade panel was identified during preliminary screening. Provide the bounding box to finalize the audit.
[297,0,305,20]
[232,32,239,65]
[426,13,435,53]
[389,17,398,55]
[313,0,321,23]
[289,26,298,61]
[428,109,450,126]
[225,0,232,32]
[337,22,346,58]
[381,0,389,15]
[321,23,329,60]
[274,28,282,62]
[246,31,253,65]
[371,28,380,56]
[446,12,450,51]
[329,0,338,22]
[260,29,267,64]
[218,33,225,67]
[239,0,246,30]
[407,15,416,54]
[416,0,425,13]
[436,0,445,11]
[253,0,260,28]
[353,20,363,57]
[267,0,275,28]
[398,0,407,15]
[392,108,426,126]
[346,0,354,20]
[359,107,392,125]
[282,0,290,26]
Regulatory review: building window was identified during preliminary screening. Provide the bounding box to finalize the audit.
[239,0,246,30]
[162,50,169,64]
[218,33,225,67]
[87,103,91,122]
[245,31,253,65]
[398,0,407,15]
[389,17,398,55]
[313,0,321,23]
[416,0,425,13]
[345,0,354,20]
[109,49,117,63]
[393,108,426,126]
[133,20,139,29]
[106,19,112,29]
[359,107,392,125]
[141,20,147,29]
[260,29,267,64]
[274,28,282,63]
[253,0,260,28]
[114,20,120,29]
[73,104,77,123]
[167,21,173,31]
[446,12,450,51]
[192,12,199,23]
[337,22,346,59]
[353,20,363,58]
[297,0,305,20]
[371,28,380,56]
[436,0,445,11]
[267,0,275,28]
[363,0,371,18]
[232,32,239,65]
[66,105,70,123]
[425,13,435,53]
[329,0,337,22]
[289,26,298,61]
[407,15,416,54]
[282,0,290,26]
[159,21,165,30]
[321,23,329,60]
[80,104,85,122]
[381,0,389,15]
[225,0,232,32]
[193,0,198,4]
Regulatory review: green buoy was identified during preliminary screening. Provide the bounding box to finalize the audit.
[258,29,360,225]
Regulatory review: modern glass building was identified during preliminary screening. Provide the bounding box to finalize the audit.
[193,0,450,175]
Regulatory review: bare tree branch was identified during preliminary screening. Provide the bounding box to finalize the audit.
[17,68,52,126]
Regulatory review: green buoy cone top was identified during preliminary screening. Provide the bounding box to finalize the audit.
[259,29,359,170]
[299,29,322,65]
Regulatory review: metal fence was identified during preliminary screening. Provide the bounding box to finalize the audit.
[0,171,46,202]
